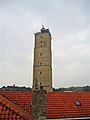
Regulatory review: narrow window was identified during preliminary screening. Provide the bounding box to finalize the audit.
[40,62,42,65]
[41,45,42,47]
[41,36,42,38]
[40,72,42,75]
[40,53,42,56]
[41,41,42,43]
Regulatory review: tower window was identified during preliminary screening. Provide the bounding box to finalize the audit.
[40,62,42,65]
[41,41,42,43]
[40,53,42,56]
[41,45,42,47]
[41,36,42,38]
[40,72,42,75]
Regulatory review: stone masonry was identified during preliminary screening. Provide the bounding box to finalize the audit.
[32,26,53,92]
[32,88,47,120]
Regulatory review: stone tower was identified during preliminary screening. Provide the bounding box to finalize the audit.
[32,26,53,92]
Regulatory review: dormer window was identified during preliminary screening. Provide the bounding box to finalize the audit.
[75,101,81,106]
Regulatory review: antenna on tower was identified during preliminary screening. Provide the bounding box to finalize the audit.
[41,19,45,29]
[42,24,44,29]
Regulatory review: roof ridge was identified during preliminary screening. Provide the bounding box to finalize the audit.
[0,94,32,120]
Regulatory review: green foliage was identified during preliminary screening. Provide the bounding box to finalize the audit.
[0,86,32,92]
[53,86,90,92]
[0,86,90,92]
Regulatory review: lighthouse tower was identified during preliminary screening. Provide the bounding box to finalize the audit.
[32,26,53,92]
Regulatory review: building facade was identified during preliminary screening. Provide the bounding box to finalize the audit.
[32,26,53,92]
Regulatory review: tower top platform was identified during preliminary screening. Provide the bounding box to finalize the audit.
[35,25,51,36]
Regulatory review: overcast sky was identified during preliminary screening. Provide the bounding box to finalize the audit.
[0,0,90,88]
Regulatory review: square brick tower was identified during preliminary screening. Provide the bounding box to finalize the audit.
[32,26,53,92]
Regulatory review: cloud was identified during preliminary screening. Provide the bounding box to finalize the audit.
[0,0,90,88]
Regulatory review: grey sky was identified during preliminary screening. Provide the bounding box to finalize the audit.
[0,0,90,88]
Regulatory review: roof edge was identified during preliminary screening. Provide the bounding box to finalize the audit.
[0,94,32,120]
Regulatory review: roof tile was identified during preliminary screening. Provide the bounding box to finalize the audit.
[0,94,32,120]
[0,91,90,119]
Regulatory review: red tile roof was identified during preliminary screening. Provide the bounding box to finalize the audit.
[0,91,32,113]
[46,92,90,119]
[0,91,90,119]
[0,94,32,120]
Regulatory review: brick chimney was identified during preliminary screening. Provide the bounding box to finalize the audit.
[32,88,46,120]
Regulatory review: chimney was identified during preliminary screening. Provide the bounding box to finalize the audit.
[32,88,46,120]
